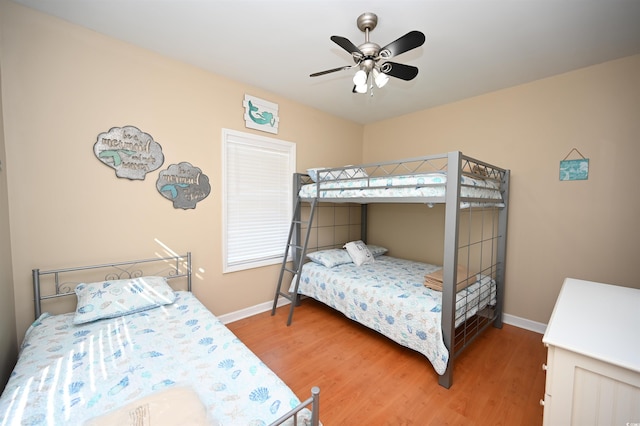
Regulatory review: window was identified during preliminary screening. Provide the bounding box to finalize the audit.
[222,129,296,273]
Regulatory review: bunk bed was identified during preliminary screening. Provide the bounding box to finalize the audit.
[272,151,509,388]
[1,253,320,426]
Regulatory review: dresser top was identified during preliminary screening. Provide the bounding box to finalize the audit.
[542,278,640,373]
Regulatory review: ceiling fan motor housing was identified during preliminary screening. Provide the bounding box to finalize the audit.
[355,42,381,64]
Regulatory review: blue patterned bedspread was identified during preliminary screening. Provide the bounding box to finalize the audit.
[0,292,311,425]
[299,172,504,207]
[297,256,496,375]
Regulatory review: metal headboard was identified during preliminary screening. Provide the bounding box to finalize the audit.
[32,252,192,319]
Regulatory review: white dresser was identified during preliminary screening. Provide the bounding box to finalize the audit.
[541,278,640,425]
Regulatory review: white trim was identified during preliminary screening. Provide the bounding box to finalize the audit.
[503,313,547,335]
[219,300,548,336]
[218,297,291,325]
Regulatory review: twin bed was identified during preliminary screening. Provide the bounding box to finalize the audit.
[0,253,320,425]
[273,151,509,388]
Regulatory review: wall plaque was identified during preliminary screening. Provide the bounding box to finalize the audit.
[156,162,211,209]
[243,94,279,134]
[560,159,589,181]
[94,126,164,180]
[559,148,589,181]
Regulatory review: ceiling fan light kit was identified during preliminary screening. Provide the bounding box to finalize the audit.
[354,82,368,94]
[373,68,389,88]
[353,69,368,86]
[311,12,425,95]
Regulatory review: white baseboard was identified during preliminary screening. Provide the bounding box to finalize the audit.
[218,297,291,324]
[219,298,548,336]
[502,313,547,335]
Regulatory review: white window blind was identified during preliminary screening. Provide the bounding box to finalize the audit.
[222,129,295,273]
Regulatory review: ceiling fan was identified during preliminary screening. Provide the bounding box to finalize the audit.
[310,12,426,94]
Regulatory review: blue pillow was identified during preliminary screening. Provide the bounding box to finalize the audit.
[367,245,388,257]
[306,249,353,268]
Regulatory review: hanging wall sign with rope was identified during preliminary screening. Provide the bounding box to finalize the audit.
[559,148,589,181]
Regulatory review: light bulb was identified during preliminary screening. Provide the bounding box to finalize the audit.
[353,69,368,86]
[355,84,368,94]
[373,69,389,88]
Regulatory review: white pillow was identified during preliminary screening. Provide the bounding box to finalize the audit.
[335,166,368,180]
[74,276,176,325]
[307,166,368,182]
[343,240,375,266]
[85,386,216,426]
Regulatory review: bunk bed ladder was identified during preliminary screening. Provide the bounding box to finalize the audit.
[271,197,318,326]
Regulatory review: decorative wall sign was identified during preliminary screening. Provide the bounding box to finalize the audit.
[156,162,211,209]
[560,148,589,181]
[94,126,164,180]
[243,94,279,134]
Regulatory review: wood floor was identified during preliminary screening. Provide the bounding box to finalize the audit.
[227,298,547,426]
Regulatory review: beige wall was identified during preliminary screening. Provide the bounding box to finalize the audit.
[363,54,640,324]
[0,0,363,343]
[2,0,639,370]
[0,29,18,388]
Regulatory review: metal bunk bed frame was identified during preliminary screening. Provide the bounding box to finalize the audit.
[272,151,510,388]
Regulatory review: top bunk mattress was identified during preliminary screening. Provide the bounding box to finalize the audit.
[0,291,311,425]
[299,172,504,206]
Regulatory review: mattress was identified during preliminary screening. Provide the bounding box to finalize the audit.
[0,291,312,425]
[296,255,496,375]
[299,172,504,206]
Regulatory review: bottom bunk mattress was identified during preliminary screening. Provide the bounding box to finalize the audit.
[296,255,496,375]
[0,291,312,425]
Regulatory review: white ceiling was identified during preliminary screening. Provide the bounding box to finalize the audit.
[12,0,640,124]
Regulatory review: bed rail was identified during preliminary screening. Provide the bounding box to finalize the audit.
[32,252,192,319]
[299,151,507,205]
[314,152,506,180]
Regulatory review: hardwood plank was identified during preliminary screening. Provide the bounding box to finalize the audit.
[227,298,546,425]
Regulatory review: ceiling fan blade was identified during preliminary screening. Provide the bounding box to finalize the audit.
[331,35,363,57]
[380,31,425,58]
[381,62,419,81]
[310,65,353,77]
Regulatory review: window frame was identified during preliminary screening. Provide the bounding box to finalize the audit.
[221,128,296,273]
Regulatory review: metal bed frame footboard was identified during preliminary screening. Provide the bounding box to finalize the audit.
[269,386,320,426]
[274,151,510,389]
[440,153,509,388]
[32,252,192,319]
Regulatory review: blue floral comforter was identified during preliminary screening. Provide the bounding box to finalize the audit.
[299,172,504,207]
[297,256,496,375]
[0,292,311,425]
